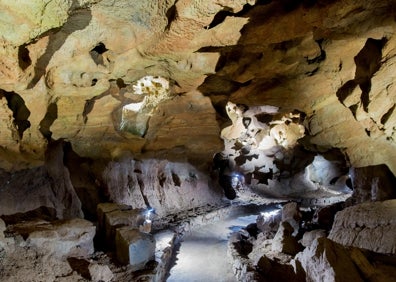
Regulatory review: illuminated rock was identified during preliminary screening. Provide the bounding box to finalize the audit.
[115,227,156,270]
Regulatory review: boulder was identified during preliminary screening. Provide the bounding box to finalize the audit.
[115,227,156,270]
[294,237,364,282]
[271,222,302,256]
[8,218,95,258]
[97,203,146,250]
[88,263,114,282]
[97,203,132,233]
[328,199,396,254]
[299,229,327,248]
[281,202,301,236]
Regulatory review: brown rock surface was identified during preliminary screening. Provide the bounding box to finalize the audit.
[328,199,396,254]
[0,0,394,176]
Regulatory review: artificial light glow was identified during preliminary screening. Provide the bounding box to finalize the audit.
[145,207,155,221]
[260,209,280,219]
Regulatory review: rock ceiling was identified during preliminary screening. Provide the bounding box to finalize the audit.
[1,0,396,175]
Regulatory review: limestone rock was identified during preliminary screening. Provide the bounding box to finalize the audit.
[8,218,95,258]
[88,263,114,282]
[299,229,327,248]
[294,237,364,282]
[97,202,134,235]
[115,227,156,270]
[328,199,396,254]
[102,158,222,217]
[97,203,146,249]
[0,164,82,220]
[281,202,301,236]
[271,222,302,256]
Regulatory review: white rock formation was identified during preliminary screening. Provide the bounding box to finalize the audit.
[294,237,363,282]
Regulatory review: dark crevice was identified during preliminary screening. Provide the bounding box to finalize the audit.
[196,46,234,53]
[91,42,107,54]
[1,90,31,139]
[91,78,98,86]
[136,174,150,208]
[18,44,32,70]
[206,0,262,30]
[116,78,127,88]
[128,162,150,208]
[172,172,181,187]
[336,37,387,117]
[336,80,358,105]
[354,37,387,112]
[83,100,95,124]
[360,82,371,112]
[90,42,108,65]
[82,91,109,124]
[255,113,274,124]
[39,102,58,140]
[206,10,233,29]
[198,75,251,96]
[165,3,178,30]
[305,67,319,76]
[381,104,395,125]
[349,104,359,118]
[235,154,259,166]
[158,173,166,187]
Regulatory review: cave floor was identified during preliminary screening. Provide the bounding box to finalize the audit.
[167,205,275,282]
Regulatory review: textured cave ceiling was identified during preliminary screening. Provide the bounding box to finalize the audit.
[0,0,396,175]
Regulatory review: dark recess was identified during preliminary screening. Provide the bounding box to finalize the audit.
[1,90,31,139]
[90,42,108,65]
[18,44,32,70]
[39,102,58,140]
[165,3,177,30]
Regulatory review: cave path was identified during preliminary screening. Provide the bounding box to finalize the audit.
[167,207,263,282]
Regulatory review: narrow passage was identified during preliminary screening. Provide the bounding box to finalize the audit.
[167,205,277,282]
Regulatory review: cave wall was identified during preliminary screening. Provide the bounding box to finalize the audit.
[0,0,395,179]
